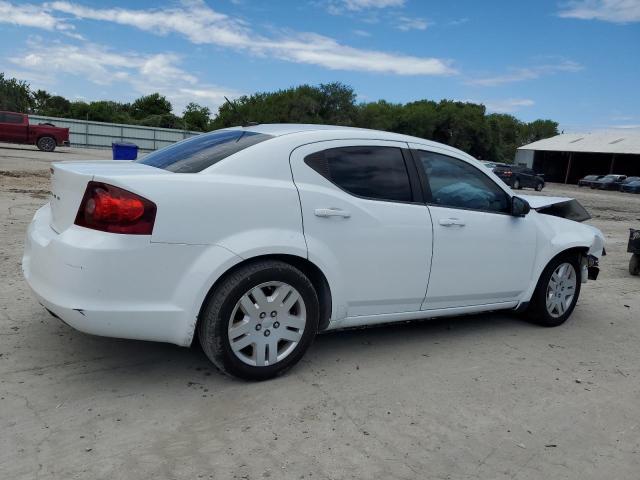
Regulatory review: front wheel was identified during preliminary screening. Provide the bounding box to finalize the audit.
[535,182,544,191]
[198,260,319,380]
[36,136,56,152]
[527,254,582,327]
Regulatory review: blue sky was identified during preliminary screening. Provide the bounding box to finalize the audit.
[1,0,639,131]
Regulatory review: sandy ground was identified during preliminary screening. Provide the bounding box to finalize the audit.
[1,144,639,480]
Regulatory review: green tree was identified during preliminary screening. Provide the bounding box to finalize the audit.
[485,113,523,163]
[130,93,172,119]
[316,82,357,125]
[43,95,72,117]
[139,113,185,129]
[183,102,211,131]
[432,100,491,159]
[0,73,32,112]
[355,100,403,132]
[211,83,358,129]
[522,119,559,144]
[31,89,52,114]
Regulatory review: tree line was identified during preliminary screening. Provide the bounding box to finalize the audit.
[1,73,557,163]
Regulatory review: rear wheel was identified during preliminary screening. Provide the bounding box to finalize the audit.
[513,178,521,189]
[527,254,581,327]
[36,136,56,152]
[535,182,544,191]
[198,260,319,380]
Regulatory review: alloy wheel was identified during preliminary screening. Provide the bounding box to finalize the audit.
[545,262,577,318]
[227,281,307,367]
[39,137,55,151]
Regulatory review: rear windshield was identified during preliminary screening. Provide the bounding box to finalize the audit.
[136,130,272,173]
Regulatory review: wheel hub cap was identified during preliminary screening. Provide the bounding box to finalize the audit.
[546,262,577,318]
[228,281,306,367]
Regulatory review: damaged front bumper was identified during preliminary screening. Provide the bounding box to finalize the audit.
[582,254,600,281]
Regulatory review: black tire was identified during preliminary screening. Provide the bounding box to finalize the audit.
[198,260,319,380]
[630,254,640,276]
[36,136,56,152]
[513,178,521,190]
[535,182,544,191]
[527,253,582,327]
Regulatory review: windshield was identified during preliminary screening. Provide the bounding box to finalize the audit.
[136,130,273,173]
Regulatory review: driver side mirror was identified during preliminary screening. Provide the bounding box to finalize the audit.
[511,196,531,217]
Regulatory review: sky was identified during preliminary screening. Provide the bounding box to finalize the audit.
[0,0,639,132]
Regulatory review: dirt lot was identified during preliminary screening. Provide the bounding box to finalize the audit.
[1,144,639,480]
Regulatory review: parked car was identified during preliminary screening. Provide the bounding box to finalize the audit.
[578,175,605,187]
[591,174,627,190]
[22,125,605,380]
[619,176,640,193]
[0,111,69,152]
[480,161,506,170]
[494,165,545,191]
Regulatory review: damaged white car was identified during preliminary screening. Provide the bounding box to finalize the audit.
[22,125,605,379]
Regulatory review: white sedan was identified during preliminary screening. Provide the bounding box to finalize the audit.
[23,125,605,380]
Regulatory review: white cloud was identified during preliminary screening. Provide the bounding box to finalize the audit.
[9,40,241,112]
[48,0,455,76]
[481,98,535,114]
[328,0,405,14]
[558,0,640,23]
[396,16,430,31]
[467,60,583,86]
[0,1,77,34]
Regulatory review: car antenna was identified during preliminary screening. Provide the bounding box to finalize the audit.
[224,96,258,127]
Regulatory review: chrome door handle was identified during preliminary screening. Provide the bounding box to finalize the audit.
[314,208,351,218]
[439,218,465,227]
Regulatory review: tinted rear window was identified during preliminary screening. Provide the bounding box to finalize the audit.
[136,130,272,173]
[305,146,413,202]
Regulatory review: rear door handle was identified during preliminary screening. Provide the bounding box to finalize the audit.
[439,218,465,227]
[314,208,351,218]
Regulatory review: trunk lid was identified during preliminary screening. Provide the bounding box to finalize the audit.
[49,161,167,233]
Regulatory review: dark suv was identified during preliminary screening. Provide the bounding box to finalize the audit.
[494,165,545,191]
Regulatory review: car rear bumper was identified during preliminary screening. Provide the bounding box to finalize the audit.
[22,204,239,346]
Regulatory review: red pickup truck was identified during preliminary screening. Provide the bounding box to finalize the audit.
[0,111,70,152]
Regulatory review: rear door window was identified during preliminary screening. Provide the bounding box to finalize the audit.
[136,130,273,173]
[305,146,413,202]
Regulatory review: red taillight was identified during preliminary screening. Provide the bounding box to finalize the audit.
[74,181,156,235]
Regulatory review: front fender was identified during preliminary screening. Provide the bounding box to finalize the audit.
[520,212,605,303]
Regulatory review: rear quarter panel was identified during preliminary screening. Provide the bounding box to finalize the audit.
[96,139,308,258]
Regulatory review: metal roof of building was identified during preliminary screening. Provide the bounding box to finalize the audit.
[518,132,640,155]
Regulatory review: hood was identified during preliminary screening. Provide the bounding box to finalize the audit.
[518,195,591,223]
[517,195,572,209]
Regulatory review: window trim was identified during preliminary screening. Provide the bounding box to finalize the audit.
[304,145,423,205]
[411,148,514,216]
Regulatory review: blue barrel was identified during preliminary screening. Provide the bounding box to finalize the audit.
[112,142,139,160]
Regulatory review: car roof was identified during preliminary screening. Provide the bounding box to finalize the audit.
[221,123,473,159]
